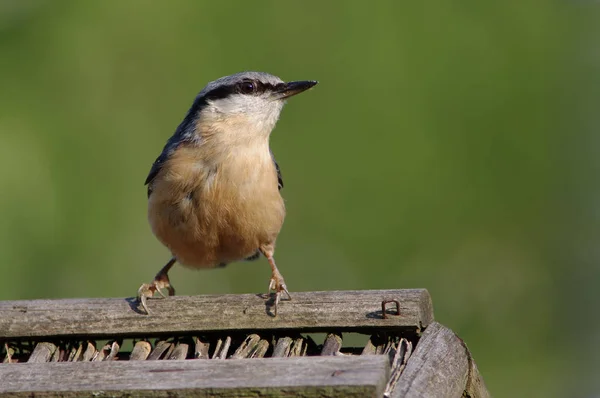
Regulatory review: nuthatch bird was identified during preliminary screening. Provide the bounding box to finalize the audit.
[138,71,317,315]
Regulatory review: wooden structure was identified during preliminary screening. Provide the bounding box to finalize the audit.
[0,289,489,397]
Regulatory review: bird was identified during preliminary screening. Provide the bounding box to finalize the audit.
[137,71,318,316]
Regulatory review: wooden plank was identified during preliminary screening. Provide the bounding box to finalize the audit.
[0,289,433,339]
[230,334,269,359]
[80,341,96,361]
[92,342,111,361]
[194,337,210,359]
[105,340,120,361]
[0,355,390,398]
[362,334,394,356]
[66,342,83,362]
[148,340,173,360]
[27,342,57,363]
[167,342,190,360]
[212,336,232,359]
[272,336,293,357]
[321,333,342,356]
[230,334,261,359]
[384,338,413,397]
[392,322,469,398]
[130,341,151,361]
[3,343,15,363]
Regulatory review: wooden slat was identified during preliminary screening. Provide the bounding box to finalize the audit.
[167,342,189,360]
[81,341,96,361]
[0,289,433,339]
[194,337,210,359]
[0,356,390,398]
[212,336,232,359]
[148,340,172,360]
[230,334,269,359]
[130,341,151,361]
[272,336,293,357]
[321,333,342,356]
[27,342,56,363]
[384,338,412,397]
[393,322,469,398]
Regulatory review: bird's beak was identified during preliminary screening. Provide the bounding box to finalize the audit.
[273,80,318,100]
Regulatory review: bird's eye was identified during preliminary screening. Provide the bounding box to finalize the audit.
[239,81,255,94]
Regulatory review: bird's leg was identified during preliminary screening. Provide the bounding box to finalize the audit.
[137,257,176,314]
[260,245,291,316]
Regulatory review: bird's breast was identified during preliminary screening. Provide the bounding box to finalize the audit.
[148,144,285,268]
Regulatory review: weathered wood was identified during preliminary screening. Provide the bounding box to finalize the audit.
[67,342,83,362]
[393,322,469,398]
[289,337,306,357]
[321,333,342,356]
[230,334,269,359]
[194,337,210,359]
[50,344,61,362]
[0,355,390,398]
[130,341,151,361]
[251,339,269,358]
[212,336,232,359]
[28,342,57,363]
[147,340,172,360]
[272,336,293,357]
[168,342,190,360]
[81,341,96,361]
[362,338,377,355]
[2,343,14,363]
[384,338,412,397]
[0,289,433,339]
[362,334,394,356]
[0,289,489,397]
[105,340,120,361]
[231,334,261,359]
[92,342,110,361]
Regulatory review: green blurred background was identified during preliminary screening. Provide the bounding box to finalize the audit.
[0,1,598,396]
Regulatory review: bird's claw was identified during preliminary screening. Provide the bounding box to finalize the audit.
[268,273,291,316]
[137,274,175,315]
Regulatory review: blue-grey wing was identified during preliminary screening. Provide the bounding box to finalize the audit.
[145,134,182,197]
[271,151,283,191]
[146,94,205,197]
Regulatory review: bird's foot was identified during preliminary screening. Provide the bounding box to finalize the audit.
[137,271,175,315]
[268,271,291,316]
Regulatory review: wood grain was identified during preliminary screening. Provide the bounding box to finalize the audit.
[27,342,56,363]
[0,355,390,398]
[393,322,469,398]
[321,333,342,356]
[0,289,433,339]
[167,342,190,360]
[194,337,210,359]
[272,336,293,357]
[130,341,151,361]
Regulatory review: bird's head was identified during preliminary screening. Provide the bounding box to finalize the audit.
[185,71,317,142]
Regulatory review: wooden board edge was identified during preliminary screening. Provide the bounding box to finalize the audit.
[0,356,390,398]
[0,289,433,339]
[416,289,435,330]
[392,322,469,398]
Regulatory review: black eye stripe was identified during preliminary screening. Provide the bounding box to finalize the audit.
[202,81,281,103]
[183,80,284,131]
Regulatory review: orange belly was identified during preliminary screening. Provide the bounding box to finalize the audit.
[147,146,285,268]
